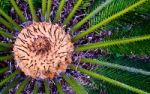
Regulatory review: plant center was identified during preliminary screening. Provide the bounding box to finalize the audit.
[13,22,74,79]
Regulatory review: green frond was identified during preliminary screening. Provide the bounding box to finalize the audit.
[0,41,13,48]
[16,77,30,94]
[0,67,9,74]
[0,17,14,30]
[0,8,22,31]
[44,80,50,94]
[71,0,113,33]
[78,0,91,10]
[33,82,38,94]
[91,56,150,93]
[72,0,147,42]
[42,0,46,17]
[80,58,150,76]
[75,35,150,51]
[62,74,88,94]
[0,0,11,13]
[54,0,65,23]
[10,0,26,22]
[63,0,83,26]
[83,85,99,94]
[103,11,150,56]
[27,0,38,21]
[69,64,149,94]
[0,56,13,61]
[135,0,150,14]
[0,29,15,39]
[0,47,9,52]
[32,0,42,8]
[55,80,64,94]
[1,78,20,94]
[0,70,20,87]
[46,0,52,22]
[87,0,137,31]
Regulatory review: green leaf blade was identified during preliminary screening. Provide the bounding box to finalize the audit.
[54,0,65,23]
[0,70,20,87]
[0,8,22,31]
[63,0,83,26]
[75,35,150,51]
[33,82,38,94]
[27,0,38,21]
[44,80,50,94]
[69,64,149,94]
[46,0,52,22]
[62,74,88,94]
[16,77,30,94]
[71,0,113,33]
[42,0,46,17]
[10,0,26,22]
[0,17,14,30]
[0,55,13,61]
[0,67,9,74]
[72,0,147,42]
[1,78,20,94]
[55,80,64,94]
[0,29,15,39]
[80,58,150,76]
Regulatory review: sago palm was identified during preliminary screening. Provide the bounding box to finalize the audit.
[0,0,150,94]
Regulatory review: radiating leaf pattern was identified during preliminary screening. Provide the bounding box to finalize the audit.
[0,0,150,94]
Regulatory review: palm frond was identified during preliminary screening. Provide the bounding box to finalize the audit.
[91,56,150,93]
[80,58,150,75]
[72,0,147,42]
[44,80,50,94]
[75,35,150,51]
[62,74,88,94]
[1,78,20,94]
[46,0,52,22]
[42,0,46,17]
[83,85,99,94]
[27,0,38,21]
[15,77,30,94]
[0,56,13,61]
[32,0,42,8]
[87,0,137,29]
[33,82,38,94]
[103,9,150,56]
[135,0,150,14]
[0,41,13,48]
[10,0,26,22]
[0,67,9,74]
[63,0,83,26]
[0,8,22,31]
[69,64,149,94]
[71,0,113,33]
[0,28,15,39]
[0,0,11,13]
[0,47,9,52]
[54,0,65,23]
[0,17,14,30]
[79,0,91,10]
[55,80,64,94]
[0,70,20,87]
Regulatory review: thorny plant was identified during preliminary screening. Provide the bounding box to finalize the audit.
[0,0,150,94]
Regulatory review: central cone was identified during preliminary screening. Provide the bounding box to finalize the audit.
[13,22,74,79]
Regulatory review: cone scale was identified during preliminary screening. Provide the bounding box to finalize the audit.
[13,22,74,79]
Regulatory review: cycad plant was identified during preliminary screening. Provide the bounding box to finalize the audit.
[0,0,150,94]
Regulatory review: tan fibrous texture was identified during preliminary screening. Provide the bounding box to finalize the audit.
[13,22,74,79]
